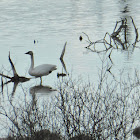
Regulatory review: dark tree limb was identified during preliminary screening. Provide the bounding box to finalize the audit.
[58,42,68,78]
[9,52,18,77]
[0,52,30,82]
[0,52,30,95]
[0,73,12,79]
[60,42,67,60]
[131,16,139,46]
[83,17,138,52]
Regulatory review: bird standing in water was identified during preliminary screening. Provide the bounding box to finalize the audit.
[25,51,57,83]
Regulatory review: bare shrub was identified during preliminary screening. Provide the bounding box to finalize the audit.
[54,63,139,139]
[0,62,139,140]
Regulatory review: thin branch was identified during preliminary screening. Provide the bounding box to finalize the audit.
[60,42,67,60]
[9,52,18,77]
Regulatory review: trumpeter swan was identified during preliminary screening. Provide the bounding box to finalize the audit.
[25,51,57,83]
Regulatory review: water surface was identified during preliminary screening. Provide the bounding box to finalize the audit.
[0,0,140,138]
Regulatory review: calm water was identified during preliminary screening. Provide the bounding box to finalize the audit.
[0,0,140,138]
[0,0,140,83]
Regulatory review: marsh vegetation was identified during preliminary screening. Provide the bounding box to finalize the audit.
[0,17,140,140]
[0,60,139,139]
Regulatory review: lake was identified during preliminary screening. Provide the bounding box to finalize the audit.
[0,0,139,139]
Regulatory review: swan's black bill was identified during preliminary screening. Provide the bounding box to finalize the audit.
[25,51,30,54]
[25,51,33,55]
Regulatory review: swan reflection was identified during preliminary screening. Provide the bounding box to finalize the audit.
[30,85,57,95]
[30,85,57,108]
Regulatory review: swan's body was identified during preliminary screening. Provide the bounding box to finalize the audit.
[29,64,56,77]
[25,51,57,81]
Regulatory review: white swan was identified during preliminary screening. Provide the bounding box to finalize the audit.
[25,51,57,82]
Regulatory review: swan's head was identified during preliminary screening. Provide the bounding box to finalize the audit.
[25,51,33,56]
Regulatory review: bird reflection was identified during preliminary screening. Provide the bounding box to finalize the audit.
[29,85,56,95]
[30,85,57,109]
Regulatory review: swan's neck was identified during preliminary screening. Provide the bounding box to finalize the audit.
[30,54,34,69]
